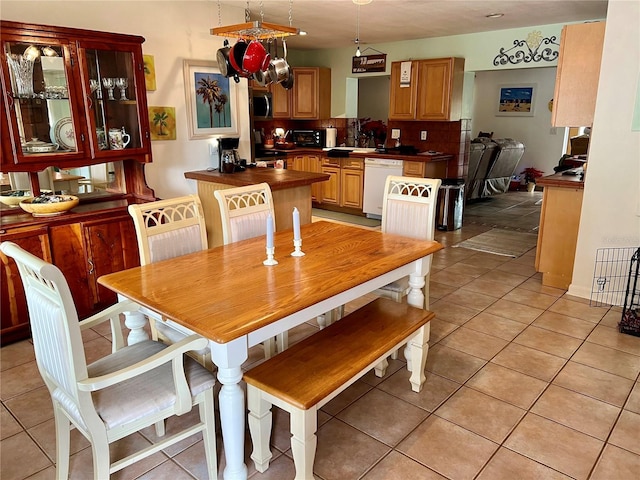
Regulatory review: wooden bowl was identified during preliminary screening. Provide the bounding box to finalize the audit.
[19,195,79,216]
[0,190,33,207]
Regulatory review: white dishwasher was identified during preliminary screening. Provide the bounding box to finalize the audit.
[363,157,404,219]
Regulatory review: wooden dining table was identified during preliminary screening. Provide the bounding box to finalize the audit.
[98,220,442,480]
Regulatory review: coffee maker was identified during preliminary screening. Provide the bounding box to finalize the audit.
[218,137,243,173]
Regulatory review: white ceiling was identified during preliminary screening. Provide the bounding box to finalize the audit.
[218,0,608,50]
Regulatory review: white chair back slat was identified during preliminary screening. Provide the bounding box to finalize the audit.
[382,176,441,240]
[3,243,87,409]
[147,224,204,263]
[229,210,272,243]
[128,195,208,266]
[214,183,275,245]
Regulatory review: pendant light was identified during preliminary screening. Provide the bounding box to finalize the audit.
[353,0,372,57]
[355,3,361,57]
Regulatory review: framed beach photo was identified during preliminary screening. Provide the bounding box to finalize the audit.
[496,84,536,116]
[183,59,238,139]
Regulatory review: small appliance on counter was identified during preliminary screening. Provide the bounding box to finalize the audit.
[291,129,325,148]
[219,137,243,173]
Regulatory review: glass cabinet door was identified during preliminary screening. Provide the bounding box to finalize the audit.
[79,43,146,157]
[2,39,85,162]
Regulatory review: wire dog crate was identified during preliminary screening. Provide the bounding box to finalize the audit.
[619,247,640,336]
[590,247,640,307]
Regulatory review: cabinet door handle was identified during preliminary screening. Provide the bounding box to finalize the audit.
[6,93,13,108]
[88,259,94,275]
[87,96,92,109]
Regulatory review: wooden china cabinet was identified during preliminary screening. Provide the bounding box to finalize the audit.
[0,21,155,345]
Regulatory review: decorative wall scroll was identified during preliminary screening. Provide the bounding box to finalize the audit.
[493,30,559,66]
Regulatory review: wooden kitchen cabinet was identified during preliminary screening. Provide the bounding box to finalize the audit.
[389,58,464,121]
[292,67,331,119]
[1,21,152,194]
[551,22,605,127]
[340,160,364,209]
[416,58,464,121]
[389,61,418,120]
[319,157,363,209]
[534,174,584,289]
[289,154,322,201]
[403,160,425,177]
[320,166,340,205]
[403,159,448,179]
[271,82,291,118]
[0,225,51,344]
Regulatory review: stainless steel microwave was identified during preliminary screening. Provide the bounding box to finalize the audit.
[252,92,272,120]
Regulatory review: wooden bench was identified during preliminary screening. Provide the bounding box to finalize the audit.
[244,297,434,480]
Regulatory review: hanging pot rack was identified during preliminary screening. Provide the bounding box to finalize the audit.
[211,21,298,40]
[212,0,299,40]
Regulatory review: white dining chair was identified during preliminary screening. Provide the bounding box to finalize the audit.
[374,176,441,365]
[0,241,218,480]
[9,167,55,192]
[375,176,441,306]
[128,195,213,369]
[214,183,285,357]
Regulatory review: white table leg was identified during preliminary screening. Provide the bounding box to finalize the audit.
[404,261,428,371]
[123,308,149,345]
[211,338,249,480]
[408,324,430,392]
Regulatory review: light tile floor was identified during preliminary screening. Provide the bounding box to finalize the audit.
[2,192,639,479]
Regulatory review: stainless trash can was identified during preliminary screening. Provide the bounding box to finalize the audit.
[437,179,465,231]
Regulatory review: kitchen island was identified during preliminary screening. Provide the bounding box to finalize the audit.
[185,168,329,248]
[534,170,585,289]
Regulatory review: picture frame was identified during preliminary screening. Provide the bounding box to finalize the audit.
[183,59,238,139]
[143,55,156,91]
[148,106,176,141]
[496,84,536,116]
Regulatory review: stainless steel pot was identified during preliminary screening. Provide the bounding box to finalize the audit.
[216,39,237,78]
[268,38,292,87]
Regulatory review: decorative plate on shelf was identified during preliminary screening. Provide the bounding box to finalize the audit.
[53,117,76,150]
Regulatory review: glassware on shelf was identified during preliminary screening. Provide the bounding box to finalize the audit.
[6,54,35,97]
[114,77,128,101]
[102,77,115,100]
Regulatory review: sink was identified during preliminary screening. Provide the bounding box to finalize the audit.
[322,147,377,153]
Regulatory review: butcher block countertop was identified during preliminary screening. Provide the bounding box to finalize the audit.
[536,170,585,189]
[184,168,329,190]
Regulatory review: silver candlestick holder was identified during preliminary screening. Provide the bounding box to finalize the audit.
[291,239,305,257]
[263,246,278,266]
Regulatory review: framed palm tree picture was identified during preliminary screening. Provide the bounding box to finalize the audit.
[183,59,238,139]
[148,106,176,140]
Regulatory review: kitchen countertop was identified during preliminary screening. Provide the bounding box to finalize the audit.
[536,170,585,189]
[256,147,454,163]
[184,168,329,190]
